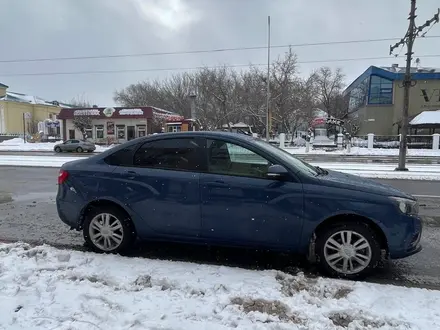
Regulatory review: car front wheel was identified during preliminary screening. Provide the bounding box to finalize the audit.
[83,206,135,253]
[315,223,381,280]
[54,147,61,153]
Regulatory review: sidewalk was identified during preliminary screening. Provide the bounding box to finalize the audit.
[1,155,439,180]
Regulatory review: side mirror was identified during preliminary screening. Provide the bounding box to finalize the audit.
[267,164,289,179]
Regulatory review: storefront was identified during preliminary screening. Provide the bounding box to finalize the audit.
[58,106,180,144]
[164,118,199,132]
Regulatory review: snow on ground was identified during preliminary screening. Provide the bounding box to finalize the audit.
[285,146,440,156]
[0,155,439,180]
[1,138,440,156]
[0,138,111,152]
[1,243,439,330]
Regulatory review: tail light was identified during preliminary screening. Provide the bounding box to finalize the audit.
[58,169,69,184]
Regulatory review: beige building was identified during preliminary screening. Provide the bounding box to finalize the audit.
[0,82,69,137]
[344,65,440,135]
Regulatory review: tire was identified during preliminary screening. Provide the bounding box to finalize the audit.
[54,147,61,153]
[87,150,93,153]
[315,222,381,280]
[83,206,136,254]
[76,147,83,153]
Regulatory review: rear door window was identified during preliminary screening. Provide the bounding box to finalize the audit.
[104,144,138,166]
[133,138,204,172]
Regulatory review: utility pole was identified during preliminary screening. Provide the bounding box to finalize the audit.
[390,0,439,171]
[266,15,271,141]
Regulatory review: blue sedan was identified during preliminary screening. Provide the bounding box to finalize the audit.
[56,131,422,279]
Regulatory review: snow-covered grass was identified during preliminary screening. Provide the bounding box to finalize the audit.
[0,243,439,330]
[0,138,111,152]
[0,155,439,180]
[1,138,440,156]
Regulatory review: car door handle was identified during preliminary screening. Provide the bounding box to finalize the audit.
[206,180,229,188]
[123,170,138,179]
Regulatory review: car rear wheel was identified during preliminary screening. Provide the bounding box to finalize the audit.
[76,147,83,153]
[54,147,61,153]
[315,223,381,280]
[83,206,135,253]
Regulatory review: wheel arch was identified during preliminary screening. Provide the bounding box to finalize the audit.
[79,198,136,232]
[307,213,389,262]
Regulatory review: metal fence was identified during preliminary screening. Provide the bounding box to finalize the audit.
[373,135,400,149]
[351,134,435,149]
[407,135,433,149]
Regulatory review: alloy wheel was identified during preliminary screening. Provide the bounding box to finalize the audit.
[89,213,124,252]
[323,230,372,275]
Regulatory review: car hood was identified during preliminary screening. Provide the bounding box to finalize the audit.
[316,169,414,199]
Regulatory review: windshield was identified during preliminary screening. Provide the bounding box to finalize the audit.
[253,139,318,176]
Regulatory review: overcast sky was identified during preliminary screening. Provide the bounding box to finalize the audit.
[0,0,439,106]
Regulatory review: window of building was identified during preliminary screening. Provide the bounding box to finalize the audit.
[85,128,93,139]
[368,75,393,105]
[348,77,369,113]
[137,125,146,137]
[167,125,181,133]
[117,125,126,139]
[207,139,270,179]
[68,129,75,139]
[95,125,104,139]
[133,138,202,171]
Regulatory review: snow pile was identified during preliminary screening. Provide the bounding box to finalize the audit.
[0,155,439,180]
[0,243,439,330]
[0,138,111,152]
[286,146,440,156]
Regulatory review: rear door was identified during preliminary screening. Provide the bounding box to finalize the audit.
[110,137,204,238]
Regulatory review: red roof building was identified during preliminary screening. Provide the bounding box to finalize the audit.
[58,106,181,144]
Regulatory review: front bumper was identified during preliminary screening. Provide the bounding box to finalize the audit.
[389,215,423,259]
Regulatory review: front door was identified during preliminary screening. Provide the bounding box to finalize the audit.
[199,138,304,249]
[127,126,135,140]
[111,137,204,238]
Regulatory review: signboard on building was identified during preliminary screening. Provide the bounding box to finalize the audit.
[420,88,440,109]
[107,121,115,135]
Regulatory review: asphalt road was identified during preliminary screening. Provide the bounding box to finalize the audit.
[1,166,440,289]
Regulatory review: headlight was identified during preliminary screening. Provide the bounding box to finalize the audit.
[390,196,419,216]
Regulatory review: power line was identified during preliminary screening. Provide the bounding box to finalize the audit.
[0,36,439,64]
[1,54,439,77]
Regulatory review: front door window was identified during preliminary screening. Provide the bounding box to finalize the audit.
[207,139,270,179]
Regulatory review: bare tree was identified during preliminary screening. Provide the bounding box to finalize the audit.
[72,111,92,140]
[312,67,346,118]
[113,56,348,136]
[69,95,93,108]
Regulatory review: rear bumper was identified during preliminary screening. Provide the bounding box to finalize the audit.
[56,199,82,230]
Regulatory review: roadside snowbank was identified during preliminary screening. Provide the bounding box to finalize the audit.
[0,243,439,329]
[0,138,111,152]
[1,138,439,156]
[286,146,440,156]
[0,155,439,180]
